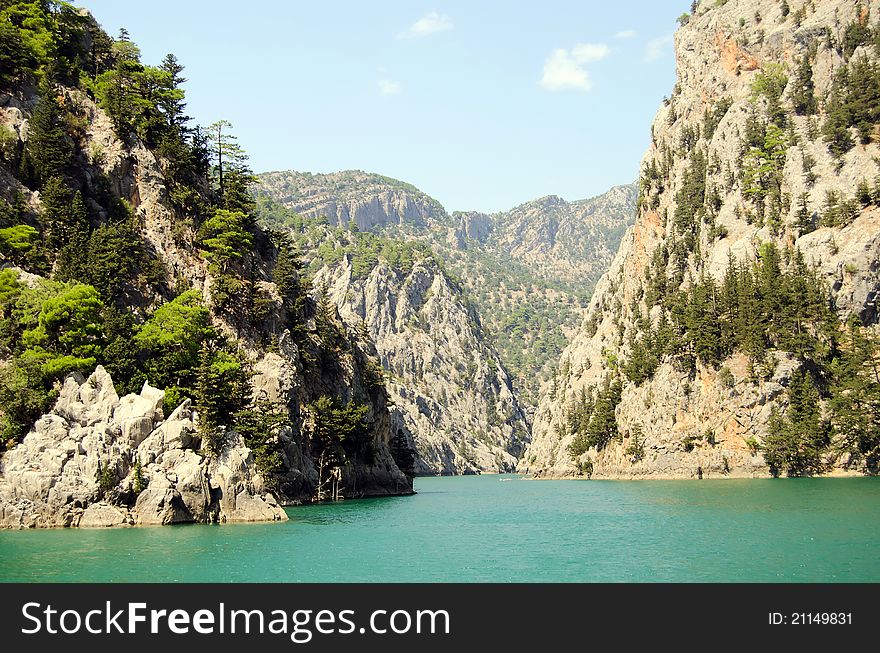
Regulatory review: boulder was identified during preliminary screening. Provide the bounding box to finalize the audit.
[79,503,127,528]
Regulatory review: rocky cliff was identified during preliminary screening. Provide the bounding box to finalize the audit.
[314,250,530,475]
[0,8,414,528]
[521,0,880,479]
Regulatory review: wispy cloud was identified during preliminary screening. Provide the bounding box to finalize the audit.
[398,11,453,39]
[645,34,674,62]
[615,30,637,39]
[539,43,610,92]
[378,79,401,96]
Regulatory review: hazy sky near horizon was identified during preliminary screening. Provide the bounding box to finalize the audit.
[72,1,690,213]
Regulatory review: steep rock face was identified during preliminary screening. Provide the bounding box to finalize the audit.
[0,367,286,528]
[315,255,530,475]
[257,170,448,231]
[522,0,880,478]
[1,72,414,514]
[257,174,637,410]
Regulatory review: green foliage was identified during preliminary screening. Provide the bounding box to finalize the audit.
[96,458,116,495]
[76,218,147,301]
[841,17,874,60]
[0,1,99,88]
[314,285,342,353]
[0,224,39,257]
[636,244,836,373]
[575,457,593,478]
[673,149,707,253]
[0,278,105,446]
[39,176,77,252]
[198,209,253,271]
[823,56,880,157]
[742,122,787,210]
[789,57,817,116]
[27,80,73,185]
[194,346,251,452]
[206,120,255,212]
[0,15,38,87]
[272,232,308,331]
[752,63,788,104]
[234,395,290,487]
[161,386,186,418]
[308,395,372,468]
[0,268,22,313]
[21,282,103,358]
[828,319,880,472]
[132,457,147,495]
[703,97,732,141]
[625,425,646,462]
[133,289,215,394]
[566,377,623,456]
[751,63,788,125]
[0,355,53,448]
[762,369,829,476]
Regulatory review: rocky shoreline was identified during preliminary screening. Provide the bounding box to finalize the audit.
[0,367,290,529]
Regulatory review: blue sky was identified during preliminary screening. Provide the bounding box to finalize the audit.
[72,1,690,213]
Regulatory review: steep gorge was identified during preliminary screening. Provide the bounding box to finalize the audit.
[256,173,636,473]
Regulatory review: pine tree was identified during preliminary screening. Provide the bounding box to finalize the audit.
[39,176,74,253]
[829,319,880,472]
[133,457,147,495]
[194,346,251,451]
[315,285,340,350]
[55,190,91,280]
[763,369,828,476]
[158,53,189,128]
[822,70,854,158]
[27,79,73,184]
[206,120,255,211]
[789,56,817,116]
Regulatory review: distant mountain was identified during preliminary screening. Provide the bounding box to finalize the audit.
[257,170,448,231]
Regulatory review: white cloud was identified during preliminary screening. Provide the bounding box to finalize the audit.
[378,79,401,96]
[539,43,610,92]
[398,11,453,39]
[615,30,637,39]
[645,34,674,62]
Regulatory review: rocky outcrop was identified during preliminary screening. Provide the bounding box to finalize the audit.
[315,254,530,475]
[521,0,880,478]
[454,211,493,247]
[0,366,287,529]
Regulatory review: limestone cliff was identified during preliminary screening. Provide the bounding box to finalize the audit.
[314,252,530,475]
[0,367,286,528]
[522,0,880,478]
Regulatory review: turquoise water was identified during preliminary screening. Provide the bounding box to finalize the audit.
[1,475,878,582]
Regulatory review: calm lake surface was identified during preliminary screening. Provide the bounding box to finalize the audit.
[1,475,878,582]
